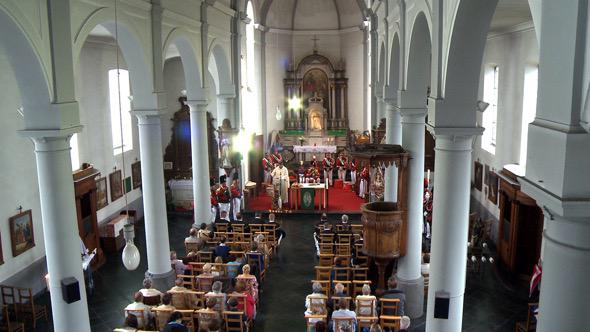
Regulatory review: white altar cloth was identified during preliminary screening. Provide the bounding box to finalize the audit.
[168,179,193,206]
[293,145,337,153]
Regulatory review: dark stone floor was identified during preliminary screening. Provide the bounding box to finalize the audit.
[30,212,529,331]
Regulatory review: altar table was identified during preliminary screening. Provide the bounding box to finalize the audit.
[168,179,193,209]
[293,145,337,153]
[289,183,328,211]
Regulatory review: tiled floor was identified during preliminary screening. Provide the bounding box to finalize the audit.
[31,212,530,331]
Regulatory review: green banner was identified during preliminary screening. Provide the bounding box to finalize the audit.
[301,188,315,210]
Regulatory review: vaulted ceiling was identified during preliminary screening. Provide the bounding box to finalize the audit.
[259,0,367,31]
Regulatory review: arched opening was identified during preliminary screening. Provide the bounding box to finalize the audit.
[386,34,401,102]
[376,42,386,124]
[243,0,260,134]
[405,13,431,108]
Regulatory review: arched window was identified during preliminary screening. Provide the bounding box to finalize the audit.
[70,133,79,171]
[108,69,133,155]
[519,65,538,168]
[482,65,499,154]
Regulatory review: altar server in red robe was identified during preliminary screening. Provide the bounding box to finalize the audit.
[262,153,273,183]
[336,153,348,181]
[349,159,357,185]
[359,165,370,199]
[322,153,335,186]
[230,179,242,221]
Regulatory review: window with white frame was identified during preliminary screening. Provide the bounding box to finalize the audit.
[70,133,80,171]
[108,69,133,155]
[519,65,538,167]
[482,65,499,154]
[241,0,260,133]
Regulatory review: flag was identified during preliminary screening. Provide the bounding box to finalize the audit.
[529,260,542,297]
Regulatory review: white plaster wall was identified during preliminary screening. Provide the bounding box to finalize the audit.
[0,53,46,284]
[163,57,187,152]
[75,39,143,224]
[471,28,538,242]
[264,30,366,133]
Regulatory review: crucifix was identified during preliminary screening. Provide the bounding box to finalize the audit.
[312,35,319,54]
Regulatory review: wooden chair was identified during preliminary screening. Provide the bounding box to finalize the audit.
[352,281,372,298]
[186,291,206,310]
[177,309,196,332]
[197,251,213,263]
[335,244,351,256]
[124,308,148,330]
[315,266,332,281]
[332,267,351,281]
[232,224,245,233]
[351,224,363,235]
[319,243,334,255]
[310,280,331,297]
[216,223,230,233]
[304,314,327,332]
[188,262,205,276]
[0,286,18,320]
[16,288,48,329]
[355,296,376,317]
[336,281,353,296]
[195,275,214,292]
[331,296,352,310]
[185,242,201,255]
[354,254,369,267]
[228,293,247,311]
[153,307,173,331]
[351,267,369,281]
[168,290,189,309]
[178,274,196,290]
[0,304,24,332]
[379,298,401,316]
[249,224,263,234]
[319,254,334,267]
[319,233,334,244]
[338,233,353,244]
[379,315,401,331]
[515,303,539,332]
[224,311,246,332]
[308,295,328,316]
[204,293,226,313]
[142,294,161,306]
[246,251,266,281]
[332,316,355,332]
[195,309,219,331]
[335,255,352,267]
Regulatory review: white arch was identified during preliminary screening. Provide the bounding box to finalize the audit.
[209,43,234,96]
[404,12,431,108]
[384,33,401,100]
[74,8,155,109]
[377,42,387,96]
[163,29,205,100]
[0,8,52,129]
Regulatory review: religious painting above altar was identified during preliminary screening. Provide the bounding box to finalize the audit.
[302,68,329,110]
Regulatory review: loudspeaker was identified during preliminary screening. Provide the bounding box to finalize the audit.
[434,292,450,319]
[61,277,81,304]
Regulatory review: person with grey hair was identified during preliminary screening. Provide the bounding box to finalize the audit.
[205,281,227,312]
[339,214,352,233]
[379,274,406,316]
[139,277,162,298]
[304,282,328,324]
[355,283,377,330]
[399,315,411,331]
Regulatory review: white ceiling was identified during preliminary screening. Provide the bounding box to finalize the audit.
[265,0,365,31]
[489,0,533,33]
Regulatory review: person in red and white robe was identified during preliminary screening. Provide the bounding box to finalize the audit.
[210,190,219,223]
[230,180,242,221]
[349,159,357,185]
[216,181,231,215]
[270,151,283,165]
[359,165,370,199]
[336,154,348,181]
[262,153,273,184]
[323,153,335,186]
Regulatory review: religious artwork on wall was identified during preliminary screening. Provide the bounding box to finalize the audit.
[131,161,142,189]
[124,177,132,193]
[488,171,499,205]
[484,164,490,187]
[302,68,329,109]
[109,170,123,202]
[474,161,483,191]
[9,209,35,257]
[96,177,108,210]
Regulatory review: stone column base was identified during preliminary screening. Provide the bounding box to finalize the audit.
[147,269,176,292]
[397,275,424,318]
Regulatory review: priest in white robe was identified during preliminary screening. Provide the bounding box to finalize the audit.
[271,162,290,204]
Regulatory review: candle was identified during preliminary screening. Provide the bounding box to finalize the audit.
[427,169,431,186]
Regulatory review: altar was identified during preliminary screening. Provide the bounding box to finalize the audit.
[293,145,337,153]
[289,183,328,211]
[168,179,194,210]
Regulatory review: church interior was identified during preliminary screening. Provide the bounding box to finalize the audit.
[0,0,589,331]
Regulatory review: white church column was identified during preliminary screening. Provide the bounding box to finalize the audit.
[396,108,426,318]
[383,99,401,202]
[134,111,174,289]
[188,100,212,225]
[518,1,590,330]
[426,130,480,332]
[23,130,91,331]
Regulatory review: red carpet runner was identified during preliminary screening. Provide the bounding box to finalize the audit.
[246,185,366,213]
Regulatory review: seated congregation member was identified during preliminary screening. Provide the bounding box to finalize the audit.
[213,237,231,260]
[196,298,221,330]
[216,210,231,225]
[252,211,264,224]
[201,263,214,277]
[268,213,287,245]
[247,241,266,279]
[206,281,227,312]
[315,321,327,332]
[170,278,189,292]
[379,275,406,316]
[226,255,244,279]
[338,214,352,233]
[233,212,249,232]
[304,282,328,325]
[212,256,225,277]
[139,278,162,303]
[122,314,139,330]
[330,299,357,332]
[162,311,189,332]
[170,251,187,275]
[233,280,256,320]
[156,293,176,311]
[355,284,377,331]
[327,282,347,315]
[181,251,198,265]
[198,223,213,242]
[237,264,259,304]
[226,297,248,328]
[124,292,154,329]
[185,228,203,247]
